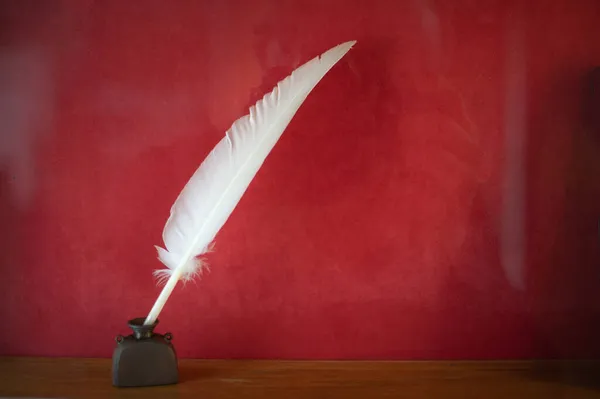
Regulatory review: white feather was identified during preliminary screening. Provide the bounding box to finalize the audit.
[144,41,356,325]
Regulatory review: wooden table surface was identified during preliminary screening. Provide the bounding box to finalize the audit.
[1,357,600,398]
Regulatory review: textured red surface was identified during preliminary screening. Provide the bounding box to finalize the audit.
[1,0,600,359]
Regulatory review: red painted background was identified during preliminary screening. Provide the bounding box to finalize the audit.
[1,0,600,359]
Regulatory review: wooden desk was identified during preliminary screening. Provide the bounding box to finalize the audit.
[1,358,599,398]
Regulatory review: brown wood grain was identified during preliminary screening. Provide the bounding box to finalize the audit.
[1,357,599,398]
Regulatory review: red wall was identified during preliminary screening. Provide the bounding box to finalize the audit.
[1,0,600,359]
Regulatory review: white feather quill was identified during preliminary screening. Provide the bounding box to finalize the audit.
[144,41,356,325]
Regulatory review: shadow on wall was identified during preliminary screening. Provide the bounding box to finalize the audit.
[428,64,600,361]
[528,66,600,361]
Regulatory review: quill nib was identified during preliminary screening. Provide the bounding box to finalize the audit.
[144,40,356,326]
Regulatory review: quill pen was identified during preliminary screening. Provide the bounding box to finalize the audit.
[144,41,356,325]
